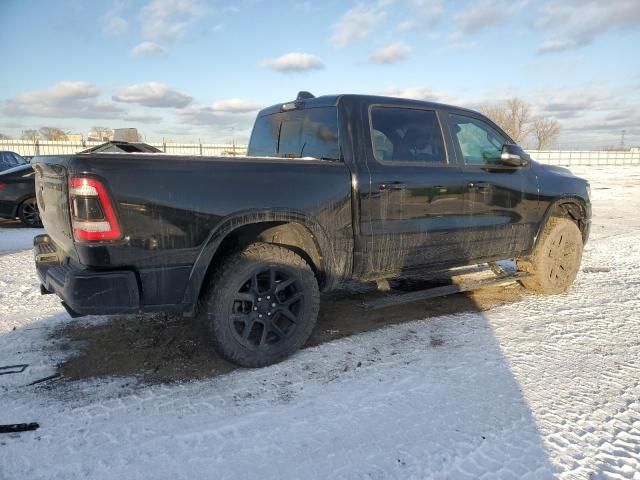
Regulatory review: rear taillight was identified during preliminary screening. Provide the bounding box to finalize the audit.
[68,177,122,242]
[0,182,5,190]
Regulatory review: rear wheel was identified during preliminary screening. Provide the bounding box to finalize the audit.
[18,197,42,227]
[200,243,320,367]
[517,217,583,294]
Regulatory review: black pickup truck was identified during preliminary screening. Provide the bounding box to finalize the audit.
[32,93,591,367]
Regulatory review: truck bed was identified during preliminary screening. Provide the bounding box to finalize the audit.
[33,153,354,313]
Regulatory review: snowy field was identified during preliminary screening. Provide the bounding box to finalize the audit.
[1,166,639,479]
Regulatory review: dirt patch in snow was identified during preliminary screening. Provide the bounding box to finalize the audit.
[54,280,524,384]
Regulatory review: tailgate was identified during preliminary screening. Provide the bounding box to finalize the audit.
[33,158,76,258]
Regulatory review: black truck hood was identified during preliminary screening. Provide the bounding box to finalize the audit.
[532,161,575,178]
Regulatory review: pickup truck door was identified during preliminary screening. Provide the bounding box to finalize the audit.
[355,106,470,278]
[446,113,539,260]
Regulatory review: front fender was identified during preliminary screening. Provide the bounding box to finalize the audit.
[533,196,591,249]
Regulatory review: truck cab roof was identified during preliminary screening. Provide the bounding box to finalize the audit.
[257,93,478,118]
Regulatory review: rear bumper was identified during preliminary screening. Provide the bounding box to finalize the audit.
[34,235,140,316]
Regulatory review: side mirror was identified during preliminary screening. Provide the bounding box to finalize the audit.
[501,144,529,167]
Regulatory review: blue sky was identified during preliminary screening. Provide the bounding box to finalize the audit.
[1,0,639,147]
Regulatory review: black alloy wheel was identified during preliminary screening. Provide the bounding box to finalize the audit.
[201,243,320,367]
[229,267,304,349]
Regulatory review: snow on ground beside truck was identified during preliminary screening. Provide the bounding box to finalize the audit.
[1,166,639,479]
[0,223,43,254]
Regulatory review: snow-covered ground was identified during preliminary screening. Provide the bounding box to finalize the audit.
[0,222,43,253]
[1,167,639,480]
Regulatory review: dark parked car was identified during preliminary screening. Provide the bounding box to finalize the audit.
[0,162,41,227]
[0,150,29,172]
[32,93,591,367]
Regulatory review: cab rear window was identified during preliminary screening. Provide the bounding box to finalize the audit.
[248,107,340,161]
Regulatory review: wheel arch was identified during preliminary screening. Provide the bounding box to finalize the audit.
[534,196,590,248]
[183,209,337,311]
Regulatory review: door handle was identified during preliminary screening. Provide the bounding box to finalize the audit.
[378,181,405,191]
[468,181,491,192]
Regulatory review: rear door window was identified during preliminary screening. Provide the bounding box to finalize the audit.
[370,107,446,164]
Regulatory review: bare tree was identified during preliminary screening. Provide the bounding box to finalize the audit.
[21,129,40,141]
[531,116,561,150]
[39,127,68,141]
[91,126,113,141]
[479,97,532,144]
[0,132,11,140]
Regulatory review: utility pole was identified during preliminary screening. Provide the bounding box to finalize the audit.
[620,130,626,150]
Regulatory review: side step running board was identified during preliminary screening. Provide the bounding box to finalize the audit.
[363,272,530,310]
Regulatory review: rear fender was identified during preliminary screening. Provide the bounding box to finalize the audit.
[182,209,338,308]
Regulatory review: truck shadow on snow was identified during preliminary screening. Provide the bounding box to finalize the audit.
[52,273,526,385]
[32,257,557,475]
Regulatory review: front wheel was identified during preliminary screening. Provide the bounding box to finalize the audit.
[200,243,320,367]
[517,217,583,294]
[18,197,42,227]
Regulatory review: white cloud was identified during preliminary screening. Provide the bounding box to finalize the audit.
[103,1,128,35]
[121,113,164,123]
[534,0,640,53]
[380,85,459,105]
[537,39,584,54]
[139,0,203,43]
[453,0,525,36]
[211,98,263,113]
[529,88,616,119]
[104,15,128,35]
[528,85,640,147]
[177,105,256,128]
[112,83,193,108]
[331,3,387,48]
[176,98,262,127]
[3,81,124,119]
[131,41,168,57]
[398,0,443,31]
[261,52,325,73]
[16,81,99,103]
[370,42,411,64]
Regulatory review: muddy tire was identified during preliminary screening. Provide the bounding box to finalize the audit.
[18,197,42,227]
[517,217,583,294]
[200,243,320,367]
